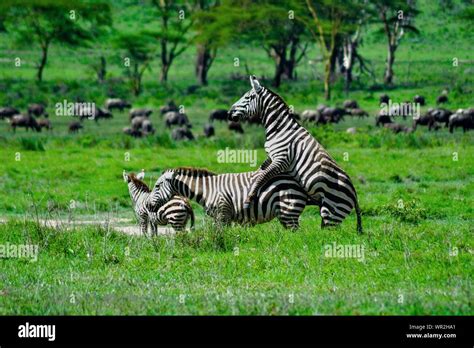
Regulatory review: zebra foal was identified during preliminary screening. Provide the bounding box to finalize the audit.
[123,170,194,235]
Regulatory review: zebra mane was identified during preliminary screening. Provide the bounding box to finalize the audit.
[129,173,150,192]
[264,87,291,111]
[168,167,217,177]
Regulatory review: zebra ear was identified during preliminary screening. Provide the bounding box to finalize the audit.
[123,170,129,182]
[137,170,145,180]
[250,75,262,92]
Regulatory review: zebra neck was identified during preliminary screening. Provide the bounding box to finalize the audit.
[173,173,213,207]
[263,109,297,139]
[128,185,148,206]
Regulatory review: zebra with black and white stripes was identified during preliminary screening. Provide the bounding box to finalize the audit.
[123,170,194,235]
[228,76,362,233]
[146,167,316,229]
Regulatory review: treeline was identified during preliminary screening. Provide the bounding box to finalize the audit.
[0,0,471,99]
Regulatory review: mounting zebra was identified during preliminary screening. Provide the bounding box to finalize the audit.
[123,170,194,235]
[228,76,362,233]
[146,167,317,229]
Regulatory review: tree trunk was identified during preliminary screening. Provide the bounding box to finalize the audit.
[160,63,170,82]
[284,38,298,80]
[196,44,211,86]
[37,45,48,82]
[384,44,396,85]
[133,63,141,96]
[97,56,106,83]
[273,53,285,88]
[324,58,331,100]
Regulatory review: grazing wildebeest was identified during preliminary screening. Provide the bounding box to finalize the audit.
[228,121,244,134]
[379,94,390,105]
[449,109,474,133]
[436,94,448,105]
[209,109,228,122]
[0,107,20,119]
[350,108,369,118]
[413,113,437,131]
[129,108,152,119]
[37,118,52,130]
[301,110,319,123]
[160,100,179,115]
[172,126,194,141]
[321,107,347,123]
[105,98,131,112]
[203,124,215,138]
[141,119,155,135]
[384,123,414,134]
[375,110,393,127]
[69,121,83,133]
[123,126,143,138]
[10,114,41,132]
[413,95,425,106]
[343,99,359,109]
[164,111,191,128]
[28,103,48,117]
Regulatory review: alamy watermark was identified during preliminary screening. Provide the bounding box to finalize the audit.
[0,243,38,262]
[55,99,96,119]
[217,147,258,167]
[381,100,420,118]
[324,242,365,262]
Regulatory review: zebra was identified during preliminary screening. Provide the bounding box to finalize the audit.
[123,170,194,235]
[146,167,316,229]
[228,76,362,233]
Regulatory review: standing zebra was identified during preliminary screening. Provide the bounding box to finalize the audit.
[146,167,315,229]
[228,76,362,233]
[123,170,194,235]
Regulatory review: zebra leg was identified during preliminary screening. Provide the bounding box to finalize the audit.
[138,215,149,237]
[245,158,289,204]
[150,222,158,236]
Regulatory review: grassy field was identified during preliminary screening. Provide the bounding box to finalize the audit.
[0,0,473,315]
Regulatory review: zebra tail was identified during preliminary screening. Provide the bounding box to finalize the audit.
[355,200,363,234]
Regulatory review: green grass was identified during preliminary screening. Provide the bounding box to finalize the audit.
[0,0,473,315]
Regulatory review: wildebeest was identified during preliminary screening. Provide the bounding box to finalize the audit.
[384,123,414,134]
[28,103,48,117]
[350,108,369,118]
[423,108,453,127]
[10,114,41,132]
[209,109,228,122]
[203,124,215,138]
[343,99,359,109]
[164,111,191,128]
[105,98,131,112]
[449,109,474,133]
[172,126,194,141]
[436,94,448,105]
[321,107,347,123]
[0,107,20,119]
[375,110,393,127]
[141,119,155,135]
[380,94,390,105]
[160,100,179,115]
[129,108,152,119]
[412,113,438,131]
[123,126,143,138]
[301,110,319,123]
[413,95,425,106]
[228,121,244,134]
[69,121,83,133]
[37,118,52,130]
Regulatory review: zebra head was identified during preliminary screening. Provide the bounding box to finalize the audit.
[228,75,264,122]
[147,170,176,211]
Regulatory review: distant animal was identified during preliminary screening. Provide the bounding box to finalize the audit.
[203,124,215,138]
[172,126,194,141]
[343,100,359,109]
[384,123,414,134]
[350,108,369,118]
[37,118,52,130]
[449,109,474,133]
[147,167,317,229]
[436,94,448,105]
[130,108,152,119]
[164,111,190,128]
[0,107,20,119]
[131,116,149,132]
[228,121,244,134]
[301,110,319,123]
[375,110,392,127]
[123,126,143,138]
[321,107,346,123]
[123,170,194,235]
[141,119,155,135]
[10,114,41,132]
[28,103,48,117]
[105,98,131,112]
[413,95,425,106]
[160,100,179,115]
[346,127,357,134]
[412,113,437,131]
[424,108,453,127]
[379,94,390,105]
[68,121,83,133]
[209,109,228,122]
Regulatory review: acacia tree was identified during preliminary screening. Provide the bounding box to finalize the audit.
[3,0,110,82]
[373,0,419,85]
[301,0,363,100]
[115,32,155,96]
[151,0,194,82]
